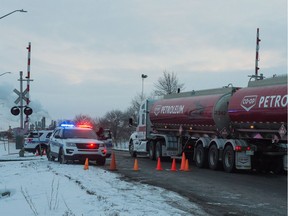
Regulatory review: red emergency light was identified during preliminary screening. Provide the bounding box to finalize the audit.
[88,143,95,148]
[87,143,99,149]
[77,124,92,129]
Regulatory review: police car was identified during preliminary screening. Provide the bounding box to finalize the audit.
[24,130,53,154]
[47,123,107,165]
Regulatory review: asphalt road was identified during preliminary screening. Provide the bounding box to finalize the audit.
[103,150,287,216]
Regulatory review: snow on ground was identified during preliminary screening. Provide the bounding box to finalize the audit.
[0,140,209,216]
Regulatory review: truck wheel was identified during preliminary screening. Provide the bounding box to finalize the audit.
[59,148,67,164]
[208,145,219,170]
[129,141,137,157]
[195,144,207,168]
[223,145,235,173]
[96,157,106,166]
[148,142,155,160]
[155,141,162,159]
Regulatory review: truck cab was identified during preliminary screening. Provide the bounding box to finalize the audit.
[129,99,154,157]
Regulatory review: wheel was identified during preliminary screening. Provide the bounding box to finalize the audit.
[96,157,106,166]
[155,141,162,160]
[208,145,220,170]
[148,142,155,160]
[47,146,55,161]
[129,141,137,157]
[223,145,235,173]
[59,148,67,164]
[195,144,207,168]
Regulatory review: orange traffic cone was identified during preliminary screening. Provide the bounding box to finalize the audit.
[42,149,47,156]
[133,159,139,171]
[84,158,89,170]
[180,152,186,171]
[184,159,190,171]
[170,158,177,171]
[109,152,117,171]
[156,157,163,171]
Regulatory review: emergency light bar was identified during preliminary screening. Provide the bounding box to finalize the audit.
[60,123,75,128]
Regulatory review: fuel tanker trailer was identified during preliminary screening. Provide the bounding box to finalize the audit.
[128,74,287,173]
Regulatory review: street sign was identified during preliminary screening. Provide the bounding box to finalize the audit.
[14,88,28,104]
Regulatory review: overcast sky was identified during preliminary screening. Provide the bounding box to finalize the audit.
[0,0,287,129]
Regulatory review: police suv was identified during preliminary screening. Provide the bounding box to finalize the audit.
[24,130,53,154]
[47,123,107,165]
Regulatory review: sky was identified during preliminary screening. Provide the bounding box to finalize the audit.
[0,0,287,130]
[0,141,208,216]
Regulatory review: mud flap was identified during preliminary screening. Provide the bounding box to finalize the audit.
[236,152,251,170]
[283,155,287,171]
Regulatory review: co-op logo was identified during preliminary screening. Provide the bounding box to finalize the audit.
[241,95,257,111]
[154,105,162,116]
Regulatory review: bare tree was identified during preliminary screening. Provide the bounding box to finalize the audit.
[130,93,144,117]
[73,114,95,126]
[97,110,125,144]
[153,70,184,96]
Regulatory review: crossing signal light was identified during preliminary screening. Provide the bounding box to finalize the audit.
[24,107,33,116]
[10,106,33,116]
[11,106,20,116]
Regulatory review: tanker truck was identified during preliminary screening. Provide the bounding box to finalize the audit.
[128,74,287,173]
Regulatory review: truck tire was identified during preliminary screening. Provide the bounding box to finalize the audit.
[59,148,67,164]
[155,141,162,159]
[223,145,235,173]
[208,145,220,170]
[148,142,155,160]
[195,144,207,168]
[129,141,137,158]
[96,157,106,166]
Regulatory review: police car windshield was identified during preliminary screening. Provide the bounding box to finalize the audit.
[63,129,97,139]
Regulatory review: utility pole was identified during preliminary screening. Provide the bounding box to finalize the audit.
[255,28,261,77]
[141,74,148,100]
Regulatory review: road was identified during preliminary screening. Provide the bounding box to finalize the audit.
[102,150,287,216]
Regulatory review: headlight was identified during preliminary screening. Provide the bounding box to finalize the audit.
[66,142,76,147]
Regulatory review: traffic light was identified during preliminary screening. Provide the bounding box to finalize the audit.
[11,106,20,116]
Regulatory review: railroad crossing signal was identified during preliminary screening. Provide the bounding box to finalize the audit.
[14,88,29,104]
[12,71,33,129]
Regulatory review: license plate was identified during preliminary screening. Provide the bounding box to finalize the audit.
[246,150,254,156]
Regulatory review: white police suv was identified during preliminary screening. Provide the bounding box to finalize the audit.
[47,123,107,165]
[24,130,53,154]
